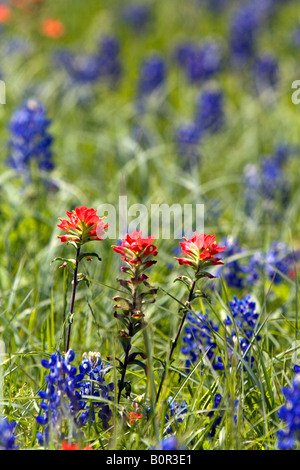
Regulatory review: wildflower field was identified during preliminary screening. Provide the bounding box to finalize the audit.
[1,0,300,453]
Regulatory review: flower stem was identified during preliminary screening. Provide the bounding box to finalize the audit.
[117,341,131,404]
[65,245,81,353]
[117,269,137,404]
[156,272,198,403]
[168,277,196,362]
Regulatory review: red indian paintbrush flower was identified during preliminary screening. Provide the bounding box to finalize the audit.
[129,412,143,424]
[61,442,92,450]
[0,4,11,22]
[112,230,158,267]
[175,232,225,270]
[57,206,108,245]
[41,18,65,38]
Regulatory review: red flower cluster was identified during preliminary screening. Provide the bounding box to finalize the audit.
[0,4,11,22]
[57,206,108,245]
[128,412,143,424]
[61,442,92,450]
[175,233,225,269]
[41,18,65,38]
[112,231,158,267]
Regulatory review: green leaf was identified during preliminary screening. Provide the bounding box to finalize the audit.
[129,359,148,375]
[174,276,193,289]
[52,257,76,269]
[127,352,147,363]
[78,252,102,262]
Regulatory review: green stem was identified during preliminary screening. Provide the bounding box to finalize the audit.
[117,267,137,404]
[156,270,198,403]
[65,245,81,353]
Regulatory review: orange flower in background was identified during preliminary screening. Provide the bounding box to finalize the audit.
[129,412,143,424]
[11,0,45,8]
[62,442,92,450]
[0,4,11,22]
[41,18,65,38]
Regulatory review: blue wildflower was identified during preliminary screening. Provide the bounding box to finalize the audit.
[254,54,279,94]
[207,393,238,438]
[173,41,195,69]
[225,295,261,367]
[229,3,259,64]
[273,142,297,166]
[0,418,18,450]
[277,374,300,450]
[174,40,222,84]
[207,393,223,437]
[265,241,298,284]
[195,87,224,135]
[261,156,289,203]
[55,35,121,87]
[159,436,179,450]
[55,50,104,85]
[96,35,122,85]
[36,350,84,446]
[121,3,151,31]
[197,0,229,12]
[78,352,114,429]
[137,54,165,97]
[7,99,54,174]
[181,312,223,371]
[214,236,263,289]
[175,122,201,167]
[244,143,294,219]
[165,397,188,434]
[36,350,114,446]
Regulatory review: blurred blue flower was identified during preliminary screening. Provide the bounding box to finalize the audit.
[174,40,222,84]
[137,54,165,97]
[265,241,298,284]
[159,436,179,450]
[55,35,121,87]
[292,27,300,47]
[121,3,151,31]
[229,3,259,64]
[216,236,250,289]
[197,0,229,11]
[7,99,54,174]
[55,50,104,84]
[277,374,300,450]
[97,35,122,84]
[0,418,18,450]
[261,156,289,203]
[165,397,188,433]
[216,234,298,289]
[2,36,33,56]
[244,143,294,219]
[195,87,224,134]
[175,122,201,167]
[254,54,279,94]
